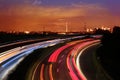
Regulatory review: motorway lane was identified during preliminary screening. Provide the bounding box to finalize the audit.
[32,44,74,80]
[52,45,73,80]
[0,36,86,80]
[0,39,65,80]
[67,40,99,80]
[31,40,83,80]
[0,36,86,64]
[79,42,100,80]
[32,39,100,80]
[0,38,57,53]
[0,39,64,64]
[0,35,87,80]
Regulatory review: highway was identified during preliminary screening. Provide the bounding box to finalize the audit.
[0,35,101,80]
[0,38,58,53]
[0,36,86,80]
[76,41,100,80]
[0,39,65,80]
[31,38,100,80]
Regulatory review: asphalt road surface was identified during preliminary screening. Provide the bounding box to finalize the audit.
[31,39,100,80]
[80,43,100,80]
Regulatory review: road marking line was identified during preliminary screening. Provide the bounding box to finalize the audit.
[32,63,40,80]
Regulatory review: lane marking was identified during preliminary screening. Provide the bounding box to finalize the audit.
[32,63,40,80]
[76,41,100,80]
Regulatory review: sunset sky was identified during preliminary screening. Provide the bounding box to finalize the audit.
[0,0,120,32]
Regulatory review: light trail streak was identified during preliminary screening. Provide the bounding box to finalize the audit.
[49,64,53,80]
[0,36,87,80]
[75,40,100,80]
[0,39,64,64]
[40,64,45,80]
[48,38,90,63]
[0,47,22,63]
[0,57,24,80]
[67,50,79,80]
[76,40,100,71]
[32,61,40,80]
[48,44,71,62]
[0,39,66,80]
[31,38,99,80]
[66,39,100,80]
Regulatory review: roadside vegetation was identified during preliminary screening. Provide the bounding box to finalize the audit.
[97,26,120,80]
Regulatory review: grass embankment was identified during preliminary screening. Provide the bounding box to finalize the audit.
[93,51,113,80]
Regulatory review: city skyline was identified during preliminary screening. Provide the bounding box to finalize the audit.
[0,0,120,32]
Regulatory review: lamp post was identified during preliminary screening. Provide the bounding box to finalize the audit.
[58,18,69,33]
[65,21,68,33]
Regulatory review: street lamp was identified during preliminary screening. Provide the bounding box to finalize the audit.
[58,18,69,33]
[65,21,68,33]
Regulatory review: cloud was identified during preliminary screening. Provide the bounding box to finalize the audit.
[0,3,119,32]
[32,0,42,5]
[0,3,108,18]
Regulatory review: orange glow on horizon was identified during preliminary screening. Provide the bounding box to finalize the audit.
[0,4,120,32]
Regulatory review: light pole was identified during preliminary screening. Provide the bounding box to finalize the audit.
[65,21,68,33]
[58,18,69,33]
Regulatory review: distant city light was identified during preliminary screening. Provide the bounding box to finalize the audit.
[24,31,30,34]
[101,27,111,31]
[86,28,93,32]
